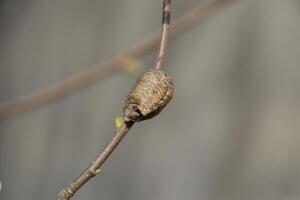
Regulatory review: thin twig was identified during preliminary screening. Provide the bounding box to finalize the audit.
[0,0,236,120]
[56,0,174,199]
[56,0,237,199]
[56,121,134,200]
[155,0,171,70]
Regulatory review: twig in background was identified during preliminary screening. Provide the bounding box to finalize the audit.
[0,0,236,120]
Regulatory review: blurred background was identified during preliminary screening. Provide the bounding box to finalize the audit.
[1,0,300,199]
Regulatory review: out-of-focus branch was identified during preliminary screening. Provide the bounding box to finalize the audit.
[0,0,236,120]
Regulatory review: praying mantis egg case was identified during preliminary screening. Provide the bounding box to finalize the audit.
[123,69,174,122]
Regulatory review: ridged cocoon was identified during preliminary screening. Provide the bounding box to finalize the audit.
[123,69,174,122]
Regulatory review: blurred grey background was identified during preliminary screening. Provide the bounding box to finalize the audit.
[1,0,300,199]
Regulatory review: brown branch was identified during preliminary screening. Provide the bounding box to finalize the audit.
[56,121,134,200]
[155,0,171,70]
[0,0,236,120]
[55,0,237,199]
[56,0,173,199]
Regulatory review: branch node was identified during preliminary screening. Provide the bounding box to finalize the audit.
[89,168,102,176]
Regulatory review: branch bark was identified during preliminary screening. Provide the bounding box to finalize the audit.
[55,0,237,199]
[56,0,173,198]
[57,121,134,200]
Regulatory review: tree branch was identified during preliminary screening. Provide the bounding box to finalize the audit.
[0,0,236,120]
[155,0,171,70]
[57,0,171,200]
[56,121,134,200]
[55,0,237,199]
[56,0,173,198]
